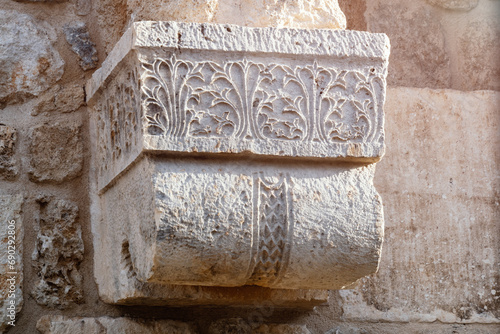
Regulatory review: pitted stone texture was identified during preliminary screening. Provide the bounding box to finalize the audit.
[0,10,64,107]
[459,19,500,91]
[425,0,479,11]
[127,0,345,29]
[63,21,98,71]
[209,320,310,334]
[0,195,23,334]
[209,318,252,334]
[36,316,195,334]
[367,4,450,89]
[255,324,311,334]
[32,197,83,308]
[0,125,18,180]
[33,84,85,115]
[29,123,83,183]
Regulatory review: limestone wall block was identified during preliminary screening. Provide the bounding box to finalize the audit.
[0,125,19,181]
[425,0,479,11]
[33,84,85,115]
[36,316,195,334]
[31,196,84,308]
[0,10,64,107]
[366,3,450,89]
[338,87,500,324]
[28,123,83,183]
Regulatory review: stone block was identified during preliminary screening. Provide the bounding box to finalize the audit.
[209,319,311,334]
[125,0,346,29]
[33,84,85,115]
[338,88,500,324]
[63,21,98,71]
[36,316,195,334]
[0,195,23,334]
[28,123,83,183]
[87,21,388,305]
[31,196,84,308]
[458,19,500,91]
[366,3,450,89]
[0,10,64,107]
[425,0,479,11]
[0,125,18,180]
[255,324,311,334]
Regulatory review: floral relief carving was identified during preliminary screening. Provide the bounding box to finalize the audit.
[94,69,140,176]
[140,55,384,144]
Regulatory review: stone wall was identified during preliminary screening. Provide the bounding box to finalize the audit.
[0,1,498,333]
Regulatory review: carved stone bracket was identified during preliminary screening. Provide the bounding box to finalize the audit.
[87,21,390,306]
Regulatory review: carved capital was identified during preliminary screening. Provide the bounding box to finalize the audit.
[87,21,389,306]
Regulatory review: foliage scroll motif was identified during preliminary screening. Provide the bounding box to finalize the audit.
[140,55,383,143]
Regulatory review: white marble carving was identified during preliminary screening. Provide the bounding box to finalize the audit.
[87,21,389,304]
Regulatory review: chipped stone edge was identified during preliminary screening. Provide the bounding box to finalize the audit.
[86,21,390,101]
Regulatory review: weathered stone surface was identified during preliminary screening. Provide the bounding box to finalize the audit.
[209,320,310,334]
[101,158,383,290]
[338,0,367,31]
[458,19,500,91]
[127,0,345,29]
[255,324,310,334]
[87,21,388,304]
[28,123,83,183]
[14,0,66,2]
[0,10,64,107]
[36,316,195,334]
[325,323,500,334]
[0,125,18,180]
[63,21,98,71]
[0,195,23,333]
[31,196,83,308]
[33,84,85,115]
[338,88,500,324]
[426,0,479,11]
[367,3,450,89]
[209,318,252,334]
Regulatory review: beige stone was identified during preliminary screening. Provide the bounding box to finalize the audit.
[0,195,23,333]
[0,10,64,107]
[28,123,83,183]
[338,88,500,324]
[87,21,388,304]
[366,3,450,89]
[36,316,195,334]
[33,84,85,115]
[426,0,479,11]
[338,0,367,31]
[95,0,346,53]
[458,19,500,91]
[0,125,18,180]
[127,0,346,29]
[31,196,84,308]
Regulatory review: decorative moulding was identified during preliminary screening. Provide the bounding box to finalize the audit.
[87,21,389,306]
